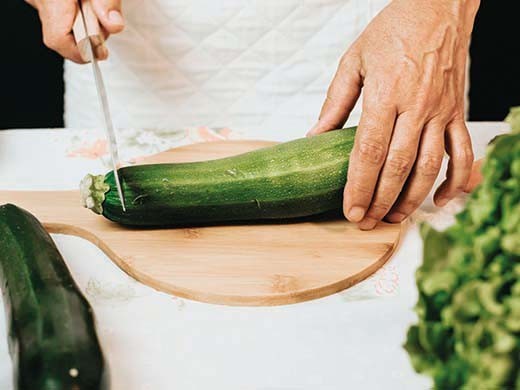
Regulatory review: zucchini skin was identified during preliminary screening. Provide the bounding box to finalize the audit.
[101,128,356,226]
[0,204,109,390]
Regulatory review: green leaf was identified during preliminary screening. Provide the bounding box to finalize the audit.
[405,107,520,389]
[505,106,520,133]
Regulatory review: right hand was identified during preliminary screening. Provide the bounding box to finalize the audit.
[26,0,125,63]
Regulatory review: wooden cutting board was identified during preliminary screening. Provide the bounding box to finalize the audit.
[0,140,403,306]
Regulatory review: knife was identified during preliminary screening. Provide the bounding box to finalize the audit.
[73,0,127,212]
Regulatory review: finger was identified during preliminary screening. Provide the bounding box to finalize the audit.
[101,25,110,41]
[307,54,362,136]
[39,1,87,63]
[93,26,110,60]
[61,34,89,63]
[464,159,484,193]
[434,120,474,206]
[95,44,109,61]
[44,31,87,63]
[91,0,125,34]
[386,120,445,223]
[343,90,397,223]
[357,112,422,230]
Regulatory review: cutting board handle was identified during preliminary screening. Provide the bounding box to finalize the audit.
[72,0,105,62]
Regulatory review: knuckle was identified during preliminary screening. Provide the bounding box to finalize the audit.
[454,184,467,193]
[113,0,123,9]
[385,152,413,179]
[407,198,422,210]
[457,146,474,166]
[411,102,427,118]
[339,53,351,68]
[401,198,421,212]
[440,190,457,201]
[369,201,392,217]
[418,153,442,177]
[42,34,56,49]
[373,88,395,108]
[425,111,448,126]
[347,182,373,199]
[339,49,359,67]
[324,91,341,108]
[357,138,387,166]
[44,31,66,51]
[451,110,465,122]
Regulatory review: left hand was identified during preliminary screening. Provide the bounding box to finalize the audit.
[308,0,480,230]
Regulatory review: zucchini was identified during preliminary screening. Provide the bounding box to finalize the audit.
[81,128,356,226]
[0,204,109,390]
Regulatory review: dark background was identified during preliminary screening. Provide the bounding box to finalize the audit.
[1,1,518,129]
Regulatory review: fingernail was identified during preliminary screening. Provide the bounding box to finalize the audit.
[386,212,406,223]
[108,10,124,26]
[358,217,378,231]
[346,206,366,222]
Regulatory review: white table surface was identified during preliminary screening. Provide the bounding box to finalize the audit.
[0,122,508,390]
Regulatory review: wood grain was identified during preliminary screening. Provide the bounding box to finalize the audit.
[0,141,403,306]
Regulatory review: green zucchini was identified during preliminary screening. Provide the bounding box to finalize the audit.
[81,128,356,226]
[0,204,109,390]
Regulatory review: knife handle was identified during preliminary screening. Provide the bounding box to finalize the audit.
[73,0,106,62]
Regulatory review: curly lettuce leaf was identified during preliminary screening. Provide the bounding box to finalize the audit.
[405,107,520,389]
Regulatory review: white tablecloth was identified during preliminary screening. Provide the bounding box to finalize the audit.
[0,123,508,390]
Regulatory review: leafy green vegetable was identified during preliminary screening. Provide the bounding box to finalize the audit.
[506,106,520,131]
[405,107,520,389]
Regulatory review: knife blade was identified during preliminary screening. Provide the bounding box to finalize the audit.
[74,0,127,212]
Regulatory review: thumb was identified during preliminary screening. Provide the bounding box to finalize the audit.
[91,0,124,34]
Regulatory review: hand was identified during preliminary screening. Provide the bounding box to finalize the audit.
[26,0,125,63]
[308,0,480,230]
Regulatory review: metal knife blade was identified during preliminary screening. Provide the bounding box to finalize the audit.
[78,2,126,212]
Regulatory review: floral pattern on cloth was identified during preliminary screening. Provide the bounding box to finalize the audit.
[86,278,141,303]
[410,195,467,230]
[67,139,108,159]
[66,126,241,169]
[340,264,400,301]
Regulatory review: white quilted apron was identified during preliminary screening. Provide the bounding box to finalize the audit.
[65,0,389,139]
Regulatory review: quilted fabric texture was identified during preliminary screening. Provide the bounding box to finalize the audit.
[65,0,389,139]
